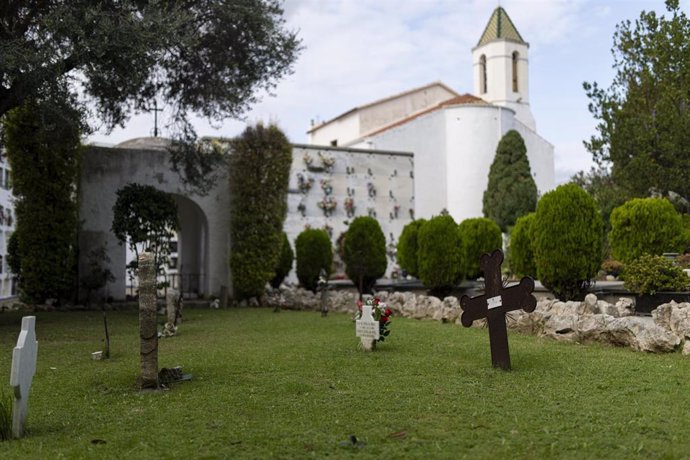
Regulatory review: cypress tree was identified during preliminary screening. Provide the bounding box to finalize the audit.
[3,91,83,305]
[483,130,538,232]
[229,123,292,300]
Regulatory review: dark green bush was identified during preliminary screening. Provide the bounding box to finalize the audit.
[343,216,387,295]
[609,198,686,264]
[270,232,293,288]
[229,123,292,300]
[417,215,462,297]
[4,92,83,304]
[295,229,333,292]
[458,217,502,279]
[533,183,604,301]
[483,129,538,232]
[509,212,537,278]
[623,254,688,295]
[396,219,426,277]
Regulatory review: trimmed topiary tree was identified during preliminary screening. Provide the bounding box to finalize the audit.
[343,216,387,296]
[509,212,537,278]
[458,217,503,279]
[533,183,604,301]
[483,129,538,232]
[609,198,686,264]
[4,92,83,305]
[295,229,332,292]
[396,219,426,278]
[112,183,179,277]
[417,215,462,298]
[270,232,293,288]
[229,123,292,300]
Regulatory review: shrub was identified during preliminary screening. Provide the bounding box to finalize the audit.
[601,259,624,277]
[623,254,688,295]
[458,217,502,279]
[229,123,292,300]
[4,92,83,305]
[295,229,333,292]
[533,183,604,301]
[482,129,538,232]
[270,232,293,288]
[343,216,387,295]
[396,219,426,277]
[417,215,462,297]
[609,198,685,264]
[509,212,537,278]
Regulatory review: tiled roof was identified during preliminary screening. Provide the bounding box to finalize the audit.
[477,7,525,47]
[362,93,489,139]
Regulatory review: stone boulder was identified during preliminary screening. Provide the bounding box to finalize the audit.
[606,316,680,353]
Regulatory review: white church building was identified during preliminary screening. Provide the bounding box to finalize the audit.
[307,7,555,223]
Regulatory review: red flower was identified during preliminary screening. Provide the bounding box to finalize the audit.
[374,298,380,305]
[380,316,389,323]
[384,308,392,316]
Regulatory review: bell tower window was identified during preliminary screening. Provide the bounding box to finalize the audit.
[512,51,519,92]
[480,55,487,94]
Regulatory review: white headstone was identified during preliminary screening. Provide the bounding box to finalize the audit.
[356,305,380,351]
[10,316,38,438]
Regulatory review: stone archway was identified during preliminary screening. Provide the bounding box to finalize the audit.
[78,138,230,301]
[171,194,210,298]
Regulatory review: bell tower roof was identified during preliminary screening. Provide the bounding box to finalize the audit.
[476,7,526,47]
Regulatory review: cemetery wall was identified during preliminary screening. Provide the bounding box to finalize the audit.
[79,144,230,301]
[285,144,415,281]
[0,153,17,299]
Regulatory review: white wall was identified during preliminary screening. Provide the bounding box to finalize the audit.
[358,110,447,220]
[307,112,360,147]
[444,105,512,223]
[358,84,457,135]
[511,119,555,197]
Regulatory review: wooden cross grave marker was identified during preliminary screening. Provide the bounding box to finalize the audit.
[10,316,38,438]
[460,250,536,370]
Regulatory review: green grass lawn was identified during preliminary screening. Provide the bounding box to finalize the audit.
[0,307,689,459]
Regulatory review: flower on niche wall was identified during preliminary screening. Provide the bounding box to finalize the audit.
[344,197,356,217]
[317,196,337,217]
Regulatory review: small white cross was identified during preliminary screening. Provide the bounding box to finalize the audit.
[10,316,38,438]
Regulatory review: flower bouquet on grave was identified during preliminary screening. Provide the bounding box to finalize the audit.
[320,178,333,195]
[303,153,314,167]
[297,173,314,193]
[356,297,392,342]
[317,196,337,217]
[344,197,355,217]
[318,152,335,172]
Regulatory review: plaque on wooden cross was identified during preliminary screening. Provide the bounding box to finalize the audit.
[356,304,380,351]
[10,316,38,438]
[460,249,536,370]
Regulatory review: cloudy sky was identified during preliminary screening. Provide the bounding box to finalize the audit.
[88,0,686,184]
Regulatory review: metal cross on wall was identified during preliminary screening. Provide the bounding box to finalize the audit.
[460,249,536,370]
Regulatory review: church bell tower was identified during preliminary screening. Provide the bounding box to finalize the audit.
[472,7,536,130]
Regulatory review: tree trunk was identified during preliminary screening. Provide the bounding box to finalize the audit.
[137,252,158,389]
